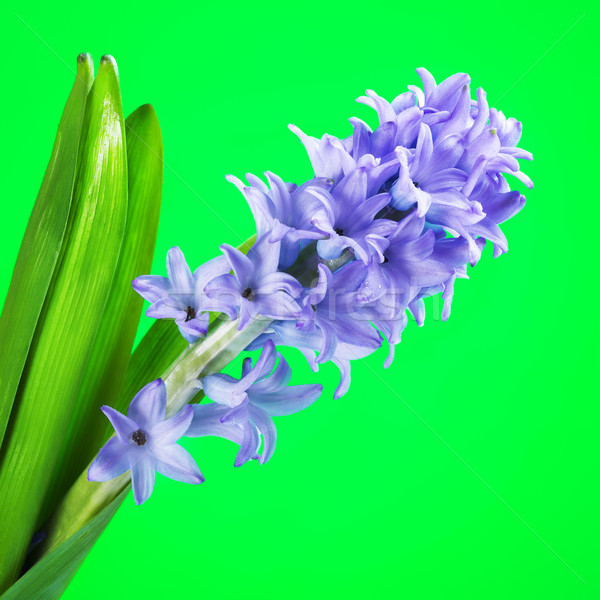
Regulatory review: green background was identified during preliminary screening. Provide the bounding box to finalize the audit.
[1,1,598,598]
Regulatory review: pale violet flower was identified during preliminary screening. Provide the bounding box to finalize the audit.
[205,236,303,330]
[186,340,322,466]
[132,247,235,343]
[88,379,203,505]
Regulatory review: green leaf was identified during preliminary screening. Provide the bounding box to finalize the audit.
[0,55,128,593]
[0,54,94,453]
[42,104,164,521]
[0,489,129,600]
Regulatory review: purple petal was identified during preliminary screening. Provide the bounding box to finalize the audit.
[220,244,253,287]
[146,296,186,319]
[187,404,245,445]
[356,89,397,125]
[193,256,230,295]
[248,405,277,464]
[238,298,259,330]
[481,191,525,224]
[238,340,277,389]
[428,72,470,111]
[349,117,372,158]
[127,379,167,430]
[88,437,131,482]
[132,275,170,303]
[152,443,204,485]
[176,314,209,343]
[332,358,351,399]
[101,406,138,444]
[411,123,433,179]
[317,236,347,261]
[204,274,241,314]
[150,404,193,446]
[202,373,248,406]
[130,455,156,505]
[416,67,437,102]
[235,422,260,467]
[248,236,281,283]
[167,247,194,296]
[250,354,292,394]
[256,291,302,321]
[255,272,302,298]
[333,167,367,205]
[250,383,322,417]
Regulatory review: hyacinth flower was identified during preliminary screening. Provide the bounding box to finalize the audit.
[248,263,383,398]
[205,234,303,329]
[88,379,203,504]
[186,340,322,465]
[132,247,235,343]
[0,58,533,599]
[292,68,532,262]
[226,172,330,269]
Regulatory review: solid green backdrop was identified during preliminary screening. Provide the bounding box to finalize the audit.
[0,1,598,598]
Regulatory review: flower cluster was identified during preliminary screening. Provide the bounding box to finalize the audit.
[90,68,532,503]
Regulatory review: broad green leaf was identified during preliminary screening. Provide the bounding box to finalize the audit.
[0,489,129,600]
[0,56,128,593]
[0,54,94,453]
[42,104,164,521]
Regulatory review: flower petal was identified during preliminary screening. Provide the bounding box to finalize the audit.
[235,422,260,467]
[220,244,253,288]
[167,246,194,296]
[250,354,292,394]
[132,275,170,303]
[130,455,156,505]
[237,340,277,390]
[150,404,193,446]
[152,443,204,485]
[250,383,322,417]
[202,372,247,407]
[127,379,167,430]
[146,296,186,319]
[248,405,277,464]
[88,437,131,482]
[101,406,138,444]
[187,404,245,445]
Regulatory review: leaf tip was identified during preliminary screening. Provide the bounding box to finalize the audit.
[100,54,119,78]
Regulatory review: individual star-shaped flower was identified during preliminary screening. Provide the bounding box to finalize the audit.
[205,236,303,330]
[132,246,235,343]
[88,379,203,505]
[186,340,322,466]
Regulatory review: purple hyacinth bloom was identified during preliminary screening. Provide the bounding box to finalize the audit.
[355,215,485,366]
[88,379,203,505]
[205,235,303,330]
[291,68,532,262]
[289,123,402,199]
[133,247,235,343]
[307,167,396,264]
[249,263,382,398]
[186,340,322,466]
[357,212,459,306]
[226,172,330,269]
[388,124,486,263]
